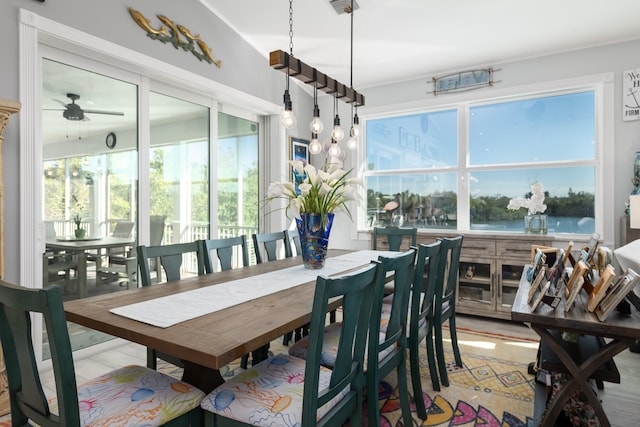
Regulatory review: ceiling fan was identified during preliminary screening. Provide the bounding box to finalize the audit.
[47,93,124,121]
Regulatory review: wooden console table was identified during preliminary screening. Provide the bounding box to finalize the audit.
[511,268,640,427]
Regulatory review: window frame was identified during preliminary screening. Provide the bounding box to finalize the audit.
[360,73,614,240]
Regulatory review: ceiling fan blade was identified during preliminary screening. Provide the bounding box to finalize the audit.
[52,99,69,108]
[82,109,124,116]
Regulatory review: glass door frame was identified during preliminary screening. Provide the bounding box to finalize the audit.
[19,10,275,365]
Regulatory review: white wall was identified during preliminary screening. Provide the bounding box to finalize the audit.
[337,38,640,249]
[1,1,639,281]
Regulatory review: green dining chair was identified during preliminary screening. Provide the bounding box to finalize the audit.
[251,230,299,365]
[252,230,292,264]
[287,249,416,427]
[137,241,205,370]
[0,279,204,427]
[286,228,302,256]
[199,235,250,273]
[200,262,380,427]
[366,249,415,427]
[199,235,252,368]
[372,226,417,251]
[433,235,464,387]
[283,228,310,345]
[408,241,442,418]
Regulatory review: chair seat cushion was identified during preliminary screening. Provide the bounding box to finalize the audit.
[288,322,394,368]
[49,365,204,426]
[201,354,349,424]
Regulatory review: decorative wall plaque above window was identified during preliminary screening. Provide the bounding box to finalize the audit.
[623,68,640,121]
[432,68,495,95]
[128,7,222,68]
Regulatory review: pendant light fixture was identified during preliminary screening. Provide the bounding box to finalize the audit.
[331,95,345,142]
[346,0,360,151]
[310,79,323,134]
[309,76,323,155]
[280,0,297,129]
[328,94,343,158]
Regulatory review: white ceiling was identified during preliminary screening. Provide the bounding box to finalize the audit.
[43,0,640,147]
[202,0,640,89]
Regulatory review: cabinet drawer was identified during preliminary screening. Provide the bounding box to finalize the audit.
[462,239,496,257]
[497,240,548,261]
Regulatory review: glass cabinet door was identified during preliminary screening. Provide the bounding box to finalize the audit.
[457,258,494,309]
[498,262,525,313]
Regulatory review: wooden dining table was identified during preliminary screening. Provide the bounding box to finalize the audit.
[64,249,383,393]
[46,236,135,298]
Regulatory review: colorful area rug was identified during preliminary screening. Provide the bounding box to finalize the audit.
[159,328,539,426]
[374,328,538,426]
[0,328,539,426]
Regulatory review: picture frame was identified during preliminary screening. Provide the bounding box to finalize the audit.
[547,248,565,290]
[587,264,616,312]
[596,268,640,321]
[527,248,546,282]
[578,232,600,264]
[531,280,552,312]
[530,245,559,266]
[528,266,547,304]
[564,241,575,267]
[564,260,589,312]
[289,136,310,183]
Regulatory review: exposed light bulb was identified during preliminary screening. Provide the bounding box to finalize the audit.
[280,89,296,129]
[309,133,322,155]
[328,140,342,158]
[281,109,296,128]
[347,135,358,151]
[351,113,360,137]
[331,115,344,141]
[310,105,323,133]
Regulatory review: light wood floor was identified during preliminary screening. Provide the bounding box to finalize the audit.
[4,314,640,425]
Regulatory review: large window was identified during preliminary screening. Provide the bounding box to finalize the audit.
[364,90,597,235]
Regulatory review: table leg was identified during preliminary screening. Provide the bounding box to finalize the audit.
[532,325,629,427]
[182,361,225,394]
[77,251,87,299]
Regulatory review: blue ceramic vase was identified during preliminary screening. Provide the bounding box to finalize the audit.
[296,213,334,269]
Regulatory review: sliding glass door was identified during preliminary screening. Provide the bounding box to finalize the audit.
[148,92,210,278]
[42,58,139,355]
[217,112,259,252]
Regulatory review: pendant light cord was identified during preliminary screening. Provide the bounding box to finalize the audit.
[350,0,354,89]
[286,0,294,91]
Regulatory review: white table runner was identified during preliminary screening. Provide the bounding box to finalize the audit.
[110,250,398,328]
